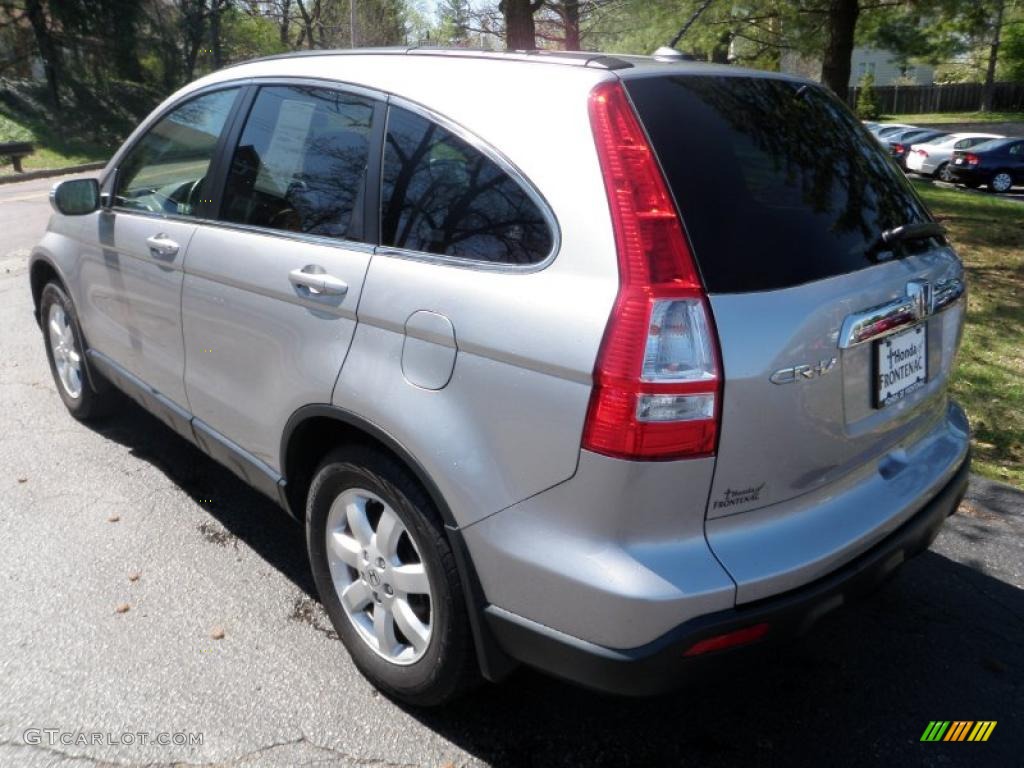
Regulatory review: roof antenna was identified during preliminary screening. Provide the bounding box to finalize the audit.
[655,0,715,59]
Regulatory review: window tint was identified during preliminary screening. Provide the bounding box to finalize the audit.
[1010,143,1024,155]
[381,106,553,265]
[117,88,239,217]
[625,76,932,293]
[954,139,971,149]
[220,86,374,240]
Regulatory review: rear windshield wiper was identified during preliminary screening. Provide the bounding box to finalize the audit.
[868,221,945,260]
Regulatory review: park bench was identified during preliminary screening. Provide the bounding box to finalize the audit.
[0,141,34,173]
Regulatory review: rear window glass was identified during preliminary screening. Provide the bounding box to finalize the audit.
[625,76,931,293]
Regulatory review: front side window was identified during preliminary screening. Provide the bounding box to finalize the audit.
[381,106,553,265]
[221,85,375,240]
[117,88,239,217]
[1010,143,1024,156]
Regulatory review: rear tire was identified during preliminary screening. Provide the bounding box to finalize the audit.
[989,171,1013,194]
[40,282,115,421]
[306,445,479,706]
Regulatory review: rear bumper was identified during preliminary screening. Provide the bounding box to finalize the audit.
[486,450,970,696]
[948,166,987,184]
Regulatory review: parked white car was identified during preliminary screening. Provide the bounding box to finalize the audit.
[906,132,1004,180]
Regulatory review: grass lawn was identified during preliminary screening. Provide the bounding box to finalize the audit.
[913,179,1024,487]
[888,111,1024,124]
[0,112,109,175]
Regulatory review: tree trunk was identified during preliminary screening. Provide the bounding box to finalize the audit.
[820,0,860,96]
[108,0,143,81]
[501,0,539,50]
[210,0,224,69]
[980,0,1005,112]
[25,0,61,111]
[280,0,291,45]
[561,0,580,51]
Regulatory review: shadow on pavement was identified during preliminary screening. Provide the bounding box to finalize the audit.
[90,395,315,597]
[88,395,1022,767]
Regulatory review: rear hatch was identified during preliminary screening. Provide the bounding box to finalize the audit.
[624,73,964,518]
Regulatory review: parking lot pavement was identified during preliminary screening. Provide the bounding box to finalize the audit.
[1,176,1021,767]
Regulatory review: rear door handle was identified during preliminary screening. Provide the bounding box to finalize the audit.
[289,265,348,296]
[145,233,179,258]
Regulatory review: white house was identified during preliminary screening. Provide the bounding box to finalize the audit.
[849,47,934,86]
[780,47,935,87]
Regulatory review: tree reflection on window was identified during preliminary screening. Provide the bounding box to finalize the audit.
[221,85,373,241]
[381,107,553,265]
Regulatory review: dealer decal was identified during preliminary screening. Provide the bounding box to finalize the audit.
[712,483,766,511]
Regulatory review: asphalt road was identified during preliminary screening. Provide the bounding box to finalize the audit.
[1,174,1022,767]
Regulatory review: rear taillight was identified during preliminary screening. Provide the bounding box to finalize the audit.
[583,81,721,461]
[965,153,980,166]
[916,149,928,157]
[893,143,905,155]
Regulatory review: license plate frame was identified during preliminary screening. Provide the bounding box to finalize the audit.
[874,324,928,408]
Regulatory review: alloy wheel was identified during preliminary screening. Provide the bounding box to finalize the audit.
[325,488,433,665]
[938,163,954,183]
[992,172,1013,193]
[47,303,83,399]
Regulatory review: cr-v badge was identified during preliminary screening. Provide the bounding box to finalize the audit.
[770,357,838,384]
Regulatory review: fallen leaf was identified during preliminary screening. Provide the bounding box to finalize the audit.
[128,572,140,582]
[115,603,130,614]
[211,626,225,640]
[17,478,27,484]
[107,515,120,523]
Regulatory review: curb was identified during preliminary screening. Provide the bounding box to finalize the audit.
[0,161,107,185]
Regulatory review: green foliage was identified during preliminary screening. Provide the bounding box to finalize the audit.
[855,73,881,119]
[998,7,1024,82]
[221,7,288,61]
[0,114,34,143]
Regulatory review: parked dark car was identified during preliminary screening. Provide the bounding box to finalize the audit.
[948,138,1024,192]
[885,128,948,169]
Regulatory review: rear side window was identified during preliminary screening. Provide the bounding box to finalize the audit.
[380,106,553,265]
[625,76,931,293]
[221,85,375,241]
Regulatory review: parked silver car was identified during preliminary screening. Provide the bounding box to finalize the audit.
[31,48,971,705]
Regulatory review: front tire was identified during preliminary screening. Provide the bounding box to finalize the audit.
[306,446,478,706]
[936,162,954,183]
[40,282,115,421]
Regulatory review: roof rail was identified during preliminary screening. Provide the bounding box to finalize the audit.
[226,46,634,71]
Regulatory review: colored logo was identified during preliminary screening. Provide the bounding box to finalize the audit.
[921,721,997,742]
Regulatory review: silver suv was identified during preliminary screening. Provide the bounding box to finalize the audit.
[31,48,970,705]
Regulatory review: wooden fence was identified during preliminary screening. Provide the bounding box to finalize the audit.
[846,81,1024,114]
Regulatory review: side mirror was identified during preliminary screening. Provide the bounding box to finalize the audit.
[50,178,100,216]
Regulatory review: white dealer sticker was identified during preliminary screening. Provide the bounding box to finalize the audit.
[876,325,928,407]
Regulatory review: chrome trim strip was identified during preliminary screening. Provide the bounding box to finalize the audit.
[379,94,562,274]
[106,208,376,255]
[839,276,965,349]
[839,296,919,349]
[932,276,966,314]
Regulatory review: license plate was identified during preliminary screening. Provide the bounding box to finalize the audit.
[875,325,928,408]
[954,157,964,164]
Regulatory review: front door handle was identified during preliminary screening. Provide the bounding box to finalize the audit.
[289,265,348,296]
[146,233,179,259]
